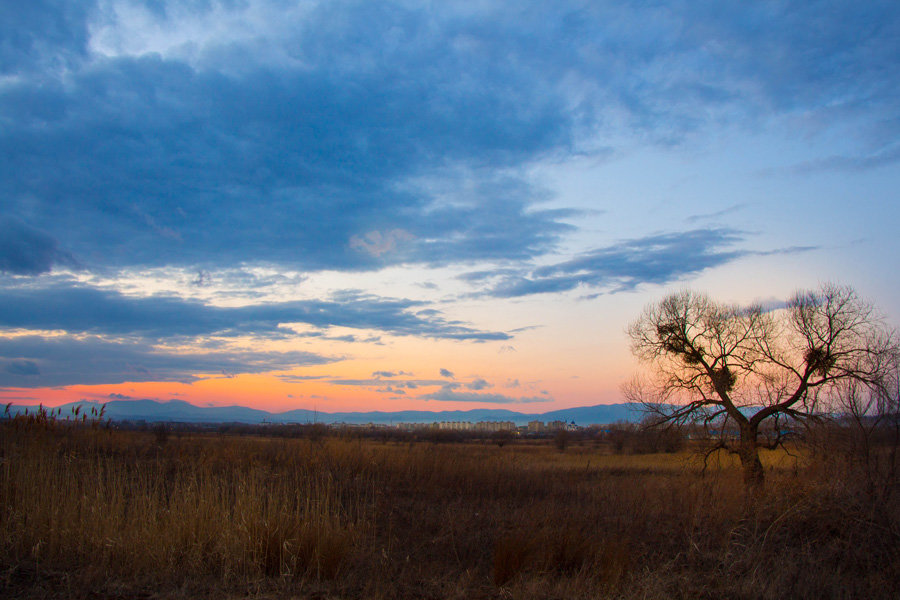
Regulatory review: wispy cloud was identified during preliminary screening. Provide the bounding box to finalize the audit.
[0,335,330,388]
[326,378,444,389]
[777,144,900,175]
[372,370,412,378]
[685,204,750,224]
[0,282,510,341]
[464,229,750,298]
[421,384,548,404]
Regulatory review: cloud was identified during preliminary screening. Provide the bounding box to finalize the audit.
[276,374,330,383]
[755,297,790,313]
[0,335,331,388]
[3,1,894,277]
[439,368,454,378]
[466,229,771,298]
[0,1,894,403]
[0,14,576,274]
[191,270,212,287]
[349,229,415,257]
[4,359,40,376]
[421,384,547,404]
[0,0,94,76]
[376,385,406,395]
[327,378,445,389]
[685,204,750,224]
[294,373,520,399]
[0,282,510,341]
[778,144,900,174]
[372,370,412,378]
[466,378,489,391]
[0,218,77,275]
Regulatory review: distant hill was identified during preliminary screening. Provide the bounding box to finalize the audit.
[6,399,645,426]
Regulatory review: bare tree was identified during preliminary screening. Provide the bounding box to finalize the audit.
[625,284,898,488]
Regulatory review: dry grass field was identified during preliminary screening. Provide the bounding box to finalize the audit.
[2,413,898,599]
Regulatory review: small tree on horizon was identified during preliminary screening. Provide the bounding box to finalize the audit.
[625,283,898,489]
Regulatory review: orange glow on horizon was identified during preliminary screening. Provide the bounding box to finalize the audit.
[0,366,627,416]
[0,324,635,415]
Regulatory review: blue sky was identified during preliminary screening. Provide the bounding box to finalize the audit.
[1,0,898,411]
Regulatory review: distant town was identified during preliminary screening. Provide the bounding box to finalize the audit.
[388,420,577,432]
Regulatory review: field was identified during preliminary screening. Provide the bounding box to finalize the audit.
[2,418,898,599]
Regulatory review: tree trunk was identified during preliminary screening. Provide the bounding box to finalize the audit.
[738,424,765,490]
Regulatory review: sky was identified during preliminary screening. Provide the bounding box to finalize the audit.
[1,0,899,414]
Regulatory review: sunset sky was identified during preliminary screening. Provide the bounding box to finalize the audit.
[2,1,899,414]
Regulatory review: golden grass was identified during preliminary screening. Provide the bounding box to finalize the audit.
[1,422,897,599]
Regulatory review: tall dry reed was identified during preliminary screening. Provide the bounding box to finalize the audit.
[1,424,374,589]
[2,416,898,599]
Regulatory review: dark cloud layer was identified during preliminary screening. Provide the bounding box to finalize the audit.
[1,3,576,273]
[0,335,329,387]
[465,229,814,298]
[0,0,94,76]
[0,283,509,341]
[0,218,77,275]
[2,1,897,274]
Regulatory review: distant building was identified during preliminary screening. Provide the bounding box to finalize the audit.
[434,420,516,432]
[395,422,429,431]
[476,421,516,432]
[528,420,546,433]
[437,421,474,431]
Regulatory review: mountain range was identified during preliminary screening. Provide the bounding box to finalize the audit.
[7,399,645,426]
